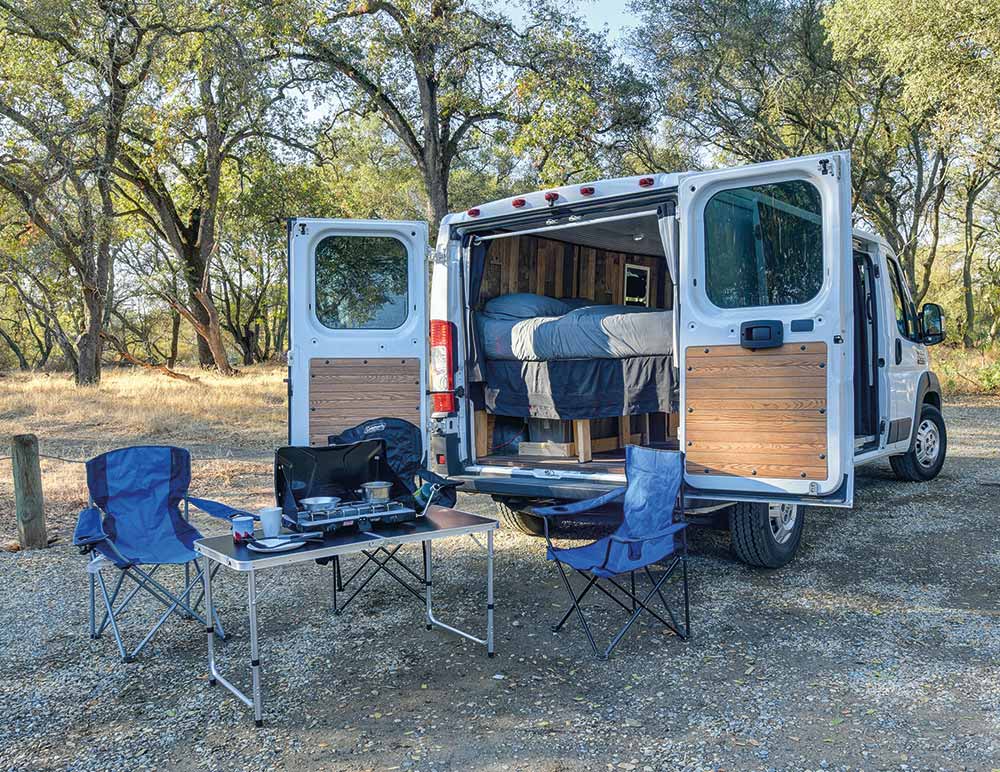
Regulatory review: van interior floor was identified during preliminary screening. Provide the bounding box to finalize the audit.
[478,440,679,475]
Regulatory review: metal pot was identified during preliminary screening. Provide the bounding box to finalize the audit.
[301,496,340,512]
[360,481,392,502]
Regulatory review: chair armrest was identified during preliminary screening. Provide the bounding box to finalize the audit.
[73,506,107,547]
[533,487,626,518]
[609,521,687,544]
[187,496,255,521]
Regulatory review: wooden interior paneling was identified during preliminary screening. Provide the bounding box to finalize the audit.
[309,357,420,447]
[684,343,828,480]
[478,235,671,309]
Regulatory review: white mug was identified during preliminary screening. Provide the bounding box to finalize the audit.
[260,506,283,538]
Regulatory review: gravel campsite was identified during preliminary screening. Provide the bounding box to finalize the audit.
[0,371,998,771]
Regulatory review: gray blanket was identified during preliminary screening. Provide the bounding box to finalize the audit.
[477,304,673,361]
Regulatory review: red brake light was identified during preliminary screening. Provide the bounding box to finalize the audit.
[544,191,559,202]
[429,319,456,415]
[580,186,595,196]
[512,198,526,208]
[639,177,655,187]
[467,208,480,217]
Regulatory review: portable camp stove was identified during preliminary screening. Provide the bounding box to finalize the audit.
[292,499,419,534]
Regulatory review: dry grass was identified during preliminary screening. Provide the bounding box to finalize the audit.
[0,365,286,455]
[0,366,286,543]
[933,345,1000,395]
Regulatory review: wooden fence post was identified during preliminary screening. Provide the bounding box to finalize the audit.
[12,434,47,550]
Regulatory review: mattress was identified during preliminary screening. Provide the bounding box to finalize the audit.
[477,304,673,361]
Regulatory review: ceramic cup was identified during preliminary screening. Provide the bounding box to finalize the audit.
[260,506,283,539]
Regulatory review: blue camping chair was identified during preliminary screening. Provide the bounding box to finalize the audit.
[73,446,251,662]
[534,446,690,659]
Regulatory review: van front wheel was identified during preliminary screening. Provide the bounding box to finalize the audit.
[730,502,803,568]
[890,404,947,482]
[494,499,546,536]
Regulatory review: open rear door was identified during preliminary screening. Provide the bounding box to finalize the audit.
[677,152,854,506]
[288,219,428,447]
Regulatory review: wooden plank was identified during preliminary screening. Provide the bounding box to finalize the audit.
[519,440,575,458]
[617,416,629,447]
[475,410,489,459]
[684,342,828,480]
[574,419,592,463]
[309,357,421,447]
[686,342,827,358]
[579,247,596,299]
[12,434,47,550]
[685,460,827,480]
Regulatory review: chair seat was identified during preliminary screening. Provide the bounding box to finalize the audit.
[547,531,678,578]
[94,539,200,568]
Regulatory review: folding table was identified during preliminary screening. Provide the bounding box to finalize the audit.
[194,505,497,726]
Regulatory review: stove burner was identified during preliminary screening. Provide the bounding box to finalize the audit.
[293,499,418,532]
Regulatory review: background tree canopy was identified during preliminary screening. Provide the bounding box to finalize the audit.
[0,0,997,381]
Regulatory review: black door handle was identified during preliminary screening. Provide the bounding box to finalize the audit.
[740,320,783,350]
[895,338,902,365]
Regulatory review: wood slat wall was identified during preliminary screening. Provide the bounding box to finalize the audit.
[308,357,421,447]
[684,342,829,480]
[480,235,669,308]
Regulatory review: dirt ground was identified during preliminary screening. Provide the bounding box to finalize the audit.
[1,371,999,771]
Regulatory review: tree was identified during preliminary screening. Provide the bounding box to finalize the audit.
[112,9,291,374]
[631,0,950,295]
[280,0,649,231]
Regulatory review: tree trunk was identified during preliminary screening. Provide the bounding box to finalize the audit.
[167,309,180,369]
[76,284,104,385]
[0,327,30,370]
[962,204,976,348]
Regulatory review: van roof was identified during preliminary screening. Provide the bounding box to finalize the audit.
[456,173,682,225]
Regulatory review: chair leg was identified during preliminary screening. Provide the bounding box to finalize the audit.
[88,573,97,639]
[95,571,129,662]
[552,560,603,659]
[630,572,637,612]
[604,567,676,658]
[552,573,599,632]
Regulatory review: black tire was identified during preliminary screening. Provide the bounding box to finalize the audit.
[889,403,947,482]
[729,502,804,569]
[494,499,546,536]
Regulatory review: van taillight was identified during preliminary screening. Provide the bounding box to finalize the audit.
[429,319,456,415]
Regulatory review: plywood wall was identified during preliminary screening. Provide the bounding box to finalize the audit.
[479,236,670,309]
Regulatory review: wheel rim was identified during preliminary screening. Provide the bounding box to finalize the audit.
[914,418,941,468]
[768,503,798,545]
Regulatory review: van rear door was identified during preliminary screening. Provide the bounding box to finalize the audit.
[287,219,428,448]
[677,152,854,506]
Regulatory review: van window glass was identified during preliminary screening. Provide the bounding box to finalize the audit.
[886,258,917,339]
[314,235,408,330]
[704,179,823,308]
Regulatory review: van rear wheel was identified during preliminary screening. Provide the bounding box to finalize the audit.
[730,502,803,568]
[494,499,546,536]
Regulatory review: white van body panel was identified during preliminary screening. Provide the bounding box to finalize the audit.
[287,218,428,447]
[676,151,854,502]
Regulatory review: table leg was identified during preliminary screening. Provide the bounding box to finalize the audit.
[487,529,495,657]
[248,569,263,727]
[423,540,432,630]
[204,556,217,686]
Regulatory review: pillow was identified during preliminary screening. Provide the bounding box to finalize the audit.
[482,293,570,319]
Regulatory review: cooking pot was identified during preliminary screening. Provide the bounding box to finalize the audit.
[360,481,392,502]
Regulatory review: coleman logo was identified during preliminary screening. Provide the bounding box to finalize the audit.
[364,423,386,434]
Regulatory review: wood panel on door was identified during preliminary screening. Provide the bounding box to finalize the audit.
[685,342,828,480]
[308,357,421,446]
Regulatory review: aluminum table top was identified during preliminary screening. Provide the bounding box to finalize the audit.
[195,505,498,571]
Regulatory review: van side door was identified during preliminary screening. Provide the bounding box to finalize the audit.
[881,251,926,451]
[287,219,429,448]
[677,152,855,506]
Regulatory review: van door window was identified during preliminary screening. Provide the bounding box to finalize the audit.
[314,235,409,329]
[703,179,823,309]
[886,258,918,340]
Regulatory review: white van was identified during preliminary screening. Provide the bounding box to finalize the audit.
[287,151,947,568]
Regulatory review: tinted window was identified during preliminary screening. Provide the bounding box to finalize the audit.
[704,180,823,308]
[887,258,918,340]
[315,235,408,329]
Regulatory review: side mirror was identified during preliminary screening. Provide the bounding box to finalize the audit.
[920,303,945,345]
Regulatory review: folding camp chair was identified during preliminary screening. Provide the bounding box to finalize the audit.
[73,445,251,662]
[534,445,690,659]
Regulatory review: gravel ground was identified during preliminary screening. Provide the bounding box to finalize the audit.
[2,397,999,772]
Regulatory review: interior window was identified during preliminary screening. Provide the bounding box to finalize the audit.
[704,179,823,308]
[314,235,408,330]
[886,258,918,340]
[624,264,651,306]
